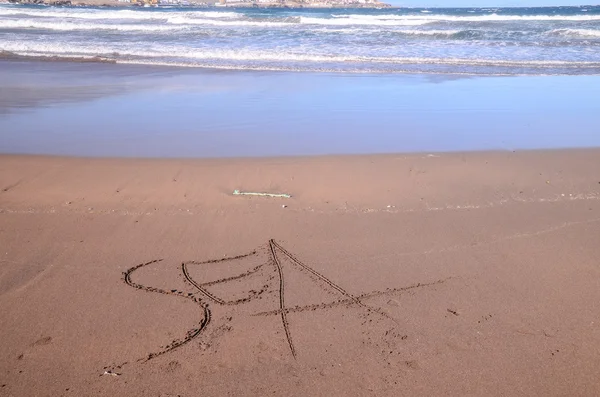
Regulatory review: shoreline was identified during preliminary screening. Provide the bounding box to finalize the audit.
[2,146,600,161]
[2,52,599,78]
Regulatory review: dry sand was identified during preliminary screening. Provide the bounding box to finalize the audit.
[1,150,599,396]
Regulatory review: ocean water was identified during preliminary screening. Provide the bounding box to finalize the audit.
[1,4,600,75]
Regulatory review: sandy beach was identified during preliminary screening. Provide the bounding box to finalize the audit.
[3,5,600,395]
[1,150,599,396]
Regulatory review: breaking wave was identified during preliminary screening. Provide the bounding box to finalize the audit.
[3,40,599,68]
[1,4,599,75]
[332,12,600,22]
[0,7,241,20]
[0,19,188,31]
[549,28,600,38]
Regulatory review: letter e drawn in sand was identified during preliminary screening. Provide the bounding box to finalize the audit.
[118,240,450,365]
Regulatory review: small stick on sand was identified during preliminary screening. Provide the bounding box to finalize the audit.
[233,190,291,198]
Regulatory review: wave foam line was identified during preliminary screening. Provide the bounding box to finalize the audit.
[3,41,600,68]
[0,19,189,32]
[166,16,290,26]
[0,17,292,30]
[0,8,241,20]
[332,12,600,22]
[2,7,600,24]
[549,28,600,38]
[0,54,581,76]
[394,29,462,37]
[2,49,598,76]
[300,16,430,26]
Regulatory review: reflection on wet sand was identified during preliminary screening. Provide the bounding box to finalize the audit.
[1,60,599,157]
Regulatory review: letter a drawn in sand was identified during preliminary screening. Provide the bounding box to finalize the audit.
[120,239,449,364]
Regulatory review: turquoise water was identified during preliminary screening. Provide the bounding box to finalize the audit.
[1,61,599,157]
[1,5,600,75]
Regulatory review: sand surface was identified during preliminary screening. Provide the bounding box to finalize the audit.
[1,150,599,396]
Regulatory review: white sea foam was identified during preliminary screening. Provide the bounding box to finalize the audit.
[0,9,290,28]
[166,16,289,27]
[395,29,462,37]
[2,5,599,76]
[0,8,241,20]
[333,13,600,22]
[299,12,600,27]
[0,15,290,30]
[2,6,599,24]
[549,28,600,38]
[3,39,599,69]
[300,16,431,26]
[2,7,599,28]
[0,19,187,32]
[312,27,464,36]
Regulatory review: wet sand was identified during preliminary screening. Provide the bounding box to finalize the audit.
[1,150,600,396]
[3,61,600,157]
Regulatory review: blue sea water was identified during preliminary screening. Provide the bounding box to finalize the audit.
[1,4,600,75]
